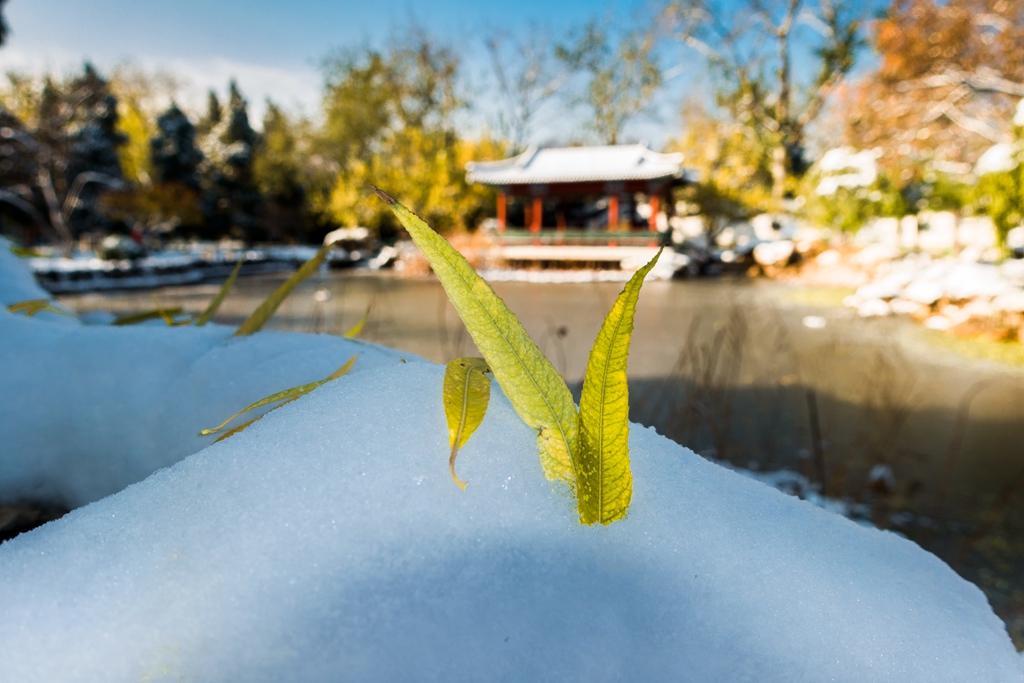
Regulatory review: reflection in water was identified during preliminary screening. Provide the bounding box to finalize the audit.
[60,269,1024,644]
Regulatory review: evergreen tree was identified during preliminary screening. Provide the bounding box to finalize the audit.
[196,90,222,138]
[0,0,10,47]
[66,93,127,234]
[255,100,313,242]
[200,80,262,241]
[151,104,203,189]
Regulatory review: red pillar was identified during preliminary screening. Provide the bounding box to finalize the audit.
[496,191,507,231]
[648,194,660,232]
[608,194,619,230]
[531,196,542,233]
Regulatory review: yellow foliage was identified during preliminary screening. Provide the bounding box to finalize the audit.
[117,99,155,185]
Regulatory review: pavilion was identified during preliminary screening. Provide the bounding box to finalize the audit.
[465,143,699,238]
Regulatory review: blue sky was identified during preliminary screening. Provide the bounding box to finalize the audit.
[0,0,881,147]
[0,1,649,120]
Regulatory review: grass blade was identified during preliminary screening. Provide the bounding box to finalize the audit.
[342,306,370,338]
[200,355,357,436]
[6,299,75,318]
[577,248,661,525]
[234,244,332,336]
[196,259,244,326]
[376,188,578,484]
[443,358,491,490]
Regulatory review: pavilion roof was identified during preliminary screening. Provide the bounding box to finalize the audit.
[465,144,699,186]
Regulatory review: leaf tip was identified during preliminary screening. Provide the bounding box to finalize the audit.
[372,185,396,206]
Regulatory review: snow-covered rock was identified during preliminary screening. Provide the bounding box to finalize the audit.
[753,239,795,267]
[856,298,891,317]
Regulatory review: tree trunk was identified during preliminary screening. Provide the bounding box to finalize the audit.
[771,144,787,204]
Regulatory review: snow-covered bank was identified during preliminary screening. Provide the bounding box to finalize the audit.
[0,312,410,506]
[1,239,1022,681]
[842,254,1024,338]
[2,362,1021,682]
[779,243,1024,343]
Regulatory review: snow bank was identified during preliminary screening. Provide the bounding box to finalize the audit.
[1,239,1021,681]
[0,238,59,306]
[0,312,413,506]
[2,237,415,506]
[842,254,1024,340]
[0,363,1019,681]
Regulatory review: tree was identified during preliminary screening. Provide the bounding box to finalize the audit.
[844,0,1024,173]
[0,64,127,250]
[0,0,9,47]
[556,19,661,145]
[661,0,863,202]
[151,104,203,189]
[102,102,205,238]
[254,100,317,242]
[319,29,488,236]
[65,93,127,234]
[484,27,569,153]
[196,90,222,138]
[199,81,262,240]
[667,98,775,229]
[973,104,1024,249]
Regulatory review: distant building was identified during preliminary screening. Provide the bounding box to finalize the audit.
[466,144,698,235]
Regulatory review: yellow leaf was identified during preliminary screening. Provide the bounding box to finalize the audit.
[234,244,332,336]
[200,355,357,437]
[112,307,184,326]
[213,398,298,443]
[376,188,578,484]
[576,249,661,525]
[195,259,243,326]
[152,294,191,326]
[443,357,491,490]
[6,299,75,318]
[342,306,370,338]
[9,245,43,258]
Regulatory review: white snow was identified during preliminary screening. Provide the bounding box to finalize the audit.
[0,237,1022,681]
[815,147,879,195]
[976,143,1019,175]
[0,240,57,305]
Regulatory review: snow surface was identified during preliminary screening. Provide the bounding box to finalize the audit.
[0,312,412,506]
[0,240,62,306]
[1,237,1022,681]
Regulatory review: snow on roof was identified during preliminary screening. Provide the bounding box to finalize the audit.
[466,144,698,185]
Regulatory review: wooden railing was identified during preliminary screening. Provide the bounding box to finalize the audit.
[494,230,664,247]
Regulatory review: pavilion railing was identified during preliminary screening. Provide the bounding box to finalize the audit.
[493,229,664,247]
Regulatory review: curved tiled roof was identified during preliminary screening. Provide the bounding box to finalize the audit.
[465,144,698,185]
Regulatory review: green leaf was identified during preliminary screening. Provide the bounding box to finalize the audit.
[195,259,243,326]
[342,306,370,338]
[576,248,661,525]
[112,306,185,326]
[443,357,491,490]
[6,299,75,318]
[200,355,357,437]
[376,188,578,483]
[234,244,332,336]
